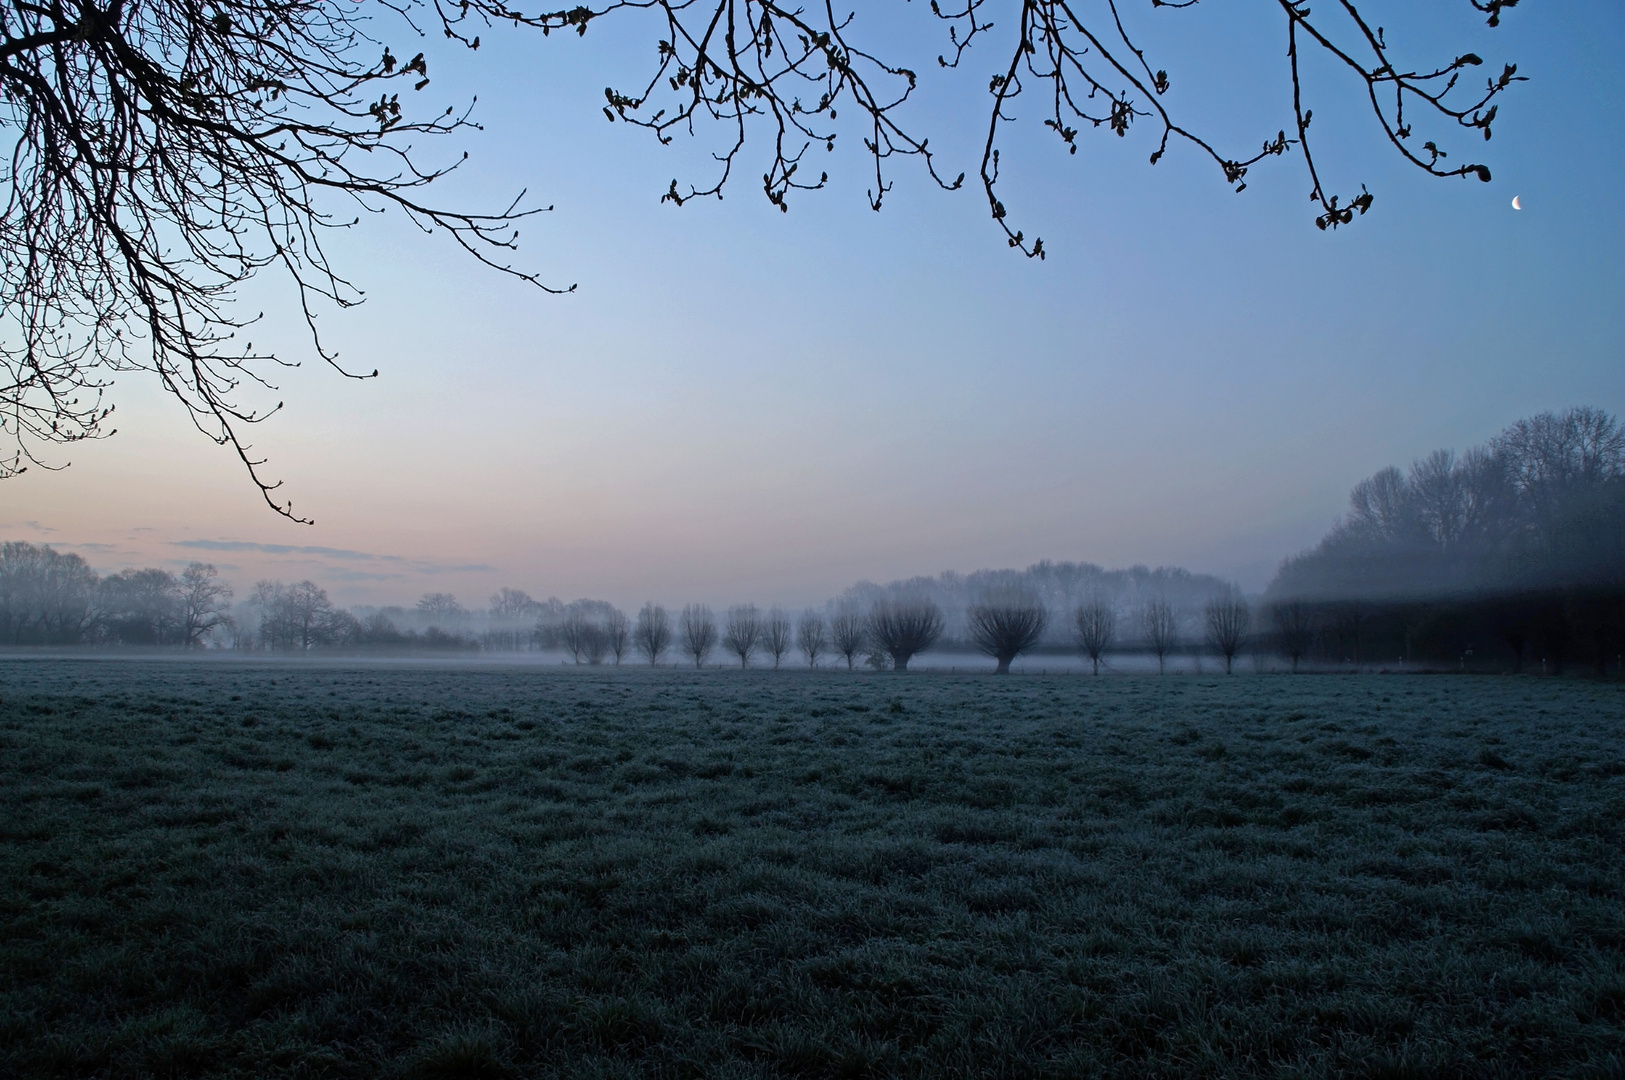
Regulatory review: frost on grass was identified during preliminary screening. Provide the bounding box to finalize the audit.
[1,661,1623,1078]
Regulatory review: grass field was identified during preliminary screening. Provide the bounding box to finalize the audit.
[2,659,1623,1079]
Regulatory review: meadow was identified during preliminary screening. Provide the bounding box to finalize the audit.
[1,658,1622,1079]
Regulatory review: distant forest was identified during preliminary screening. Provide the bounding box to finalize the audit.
[1263,407,1624,673]
[0,549,1232,663]
[2,408,1619,673]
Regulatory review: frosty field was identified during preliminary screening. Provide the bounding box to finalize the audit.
[2,659,1623,1079]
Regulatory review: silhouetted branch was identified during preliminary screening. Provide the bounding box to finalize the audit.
[680,603,716,667]
[3,0,1523,511]
[967,589,1047,674]
[1142,597,1177,674]
[1,0,570,517]
[1073,595,1115,675]
[830,603,867,671]
[635,602,672,664]
[563,0,1520,257]
[1203,588,1250,674]
[869,595,943,672]
[797,608,826,669]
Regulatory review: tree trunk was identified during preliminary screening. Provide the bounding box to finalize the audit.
[994,656,1011,674]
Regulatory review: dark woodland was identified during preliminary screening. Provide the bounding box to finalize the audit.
[1265,406,1625,674]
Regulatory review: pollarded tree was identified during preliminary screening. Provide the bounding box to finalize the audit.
[797,610,827,670]
[966,590,1048,674]
[1273,600,1316,673]
[634,602,671,665]
[723,605,763,669]
[0,0,1527,510]
[1204,589,1251,674]
[830,605,868,671]
[582,623,610,665]
[604,608,630,664]
[558,609,596,664]
[869,596,944,672]
[1142,598,1179,675]
[764,608,793,669]
[680,604,717,669]
[1073,596,1115,676]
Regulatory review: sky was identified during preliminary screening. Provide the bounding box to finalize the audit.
[3,0,1622,611]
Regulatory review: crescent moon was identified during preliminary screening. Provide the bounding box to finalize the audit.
[1512,196,1522,210]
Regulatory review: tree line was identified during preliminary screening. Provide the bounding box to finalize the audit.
[9,406,1616,674]
[0,544,232,646]
[0,548,1257,674]
[1262,407,1625,674]
[0,549,1521,674]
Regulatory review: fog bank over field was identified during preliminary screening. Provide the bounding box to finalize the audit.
[4,407,1620,673]
[0,546,1231,654]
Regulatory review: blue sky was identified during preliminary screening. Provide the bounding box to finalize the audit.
[4,1,1621,609]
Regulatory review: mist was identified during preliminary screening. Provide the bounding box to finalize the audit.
[5,405,1620,676]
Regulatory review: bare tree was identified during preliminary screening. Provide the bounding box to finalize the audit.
[559,609,595,664]
[680,604,717,669]
[1273,601,1316,673]
[417,593,467,624]
[1073,596,1116,676]
[0,541,99,644]
[1204,589,1252,674]
[254,579,334,652]
[763,607,793,669]
[869,597,944,672]
[358,611,407,646]
[178,563,234,647]
[1142,599,1179,675]
[0,0,573,513]
[0,0,1524,509]
[490,588,541,621]
[723,605,763,669]
[830,605,868,671]
[634,603,672,665]
[582,623,609,665]
[966,590,1048,674]
[1494,406,1625,526]
[797,610,827,670]
[99,568,183,645]
[486,587,542,652]
[604,608,630,664]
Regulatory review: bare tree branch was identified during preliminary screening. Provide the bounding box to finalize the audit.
[1,0,570,516]
[2,0,1523,511]
[967,588,1047,674]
